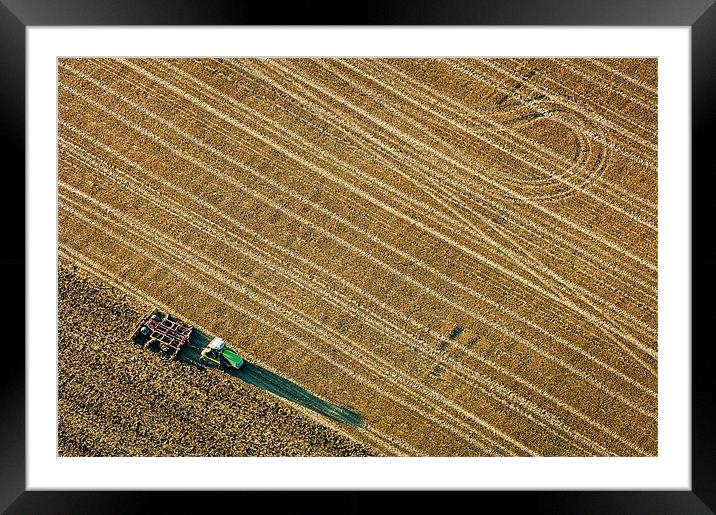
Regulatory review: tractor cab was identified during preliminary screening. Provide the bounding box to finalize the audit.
[200,337,244,370]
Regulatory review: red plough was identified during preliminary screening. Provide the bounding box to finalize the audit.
[132,310,193,356]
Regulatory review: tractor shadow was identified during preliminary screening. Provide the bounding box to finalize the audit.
[173,328,364,428]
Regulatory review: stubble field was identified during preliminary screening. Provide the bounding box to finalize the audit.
[58,58,657,456]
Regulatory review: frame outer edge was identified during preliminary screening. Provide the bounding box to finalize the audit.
[0,0,27,512]
[7,0,716,512]
[692,1,716,512]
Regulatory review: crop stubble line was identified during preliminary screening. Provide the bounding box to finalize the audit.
[57,183,422,460]
[60,154,628,460]
[552,59,657,113]
[249,63,654,354]
[365,58,657,218]
[298,58,657,344]
[235,61,657,355]
[59,200,518,457]
[162,60,528,255]
[210,57,650,301]
[342,65,655,242]
[73,191,590,456]
[56,171,644,453]
[103,59,657,357]
[332,59,610,200]
[62,271,407,460]
[56,255,414,459]
[191,56,657,278]
[338,67,656,266]
[91,55,660,308]
[511,58,659,138]
[304,57,656,278]
[588,59,658,95]
[153,57,657,348]
[58,183,530,457]
[596,177,658,211]
[359,60,657,221]
[59,136,651,456]
[490,58,658,155]
[359,59,610,200]
[331,58,656,231]
[187,59,573,236]
[224,57,658,299]
[257,58,657,271]
[443,57,656,160]
[487,57,658,184]
[56,86,658,416]
[506,57,658,137]
[443,58,658,173]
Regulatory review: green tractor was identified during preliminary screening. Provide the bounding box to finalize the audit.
[200,337,244,371]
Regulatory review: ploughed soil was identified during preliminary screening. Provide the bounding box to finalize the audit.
[58,262,376,456]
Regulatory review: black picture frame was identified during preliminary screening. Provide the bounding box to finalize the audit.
[3,1,714,513]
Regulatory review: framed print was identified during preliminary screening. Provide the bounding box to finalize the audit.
[5,0,715,512]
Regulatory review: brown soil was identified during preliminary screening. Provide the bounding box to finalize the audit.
[58,262,375,456]
[58,58,657,456]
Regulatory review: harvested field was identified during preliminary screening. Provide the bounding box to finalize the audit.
[58,58,657,456]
